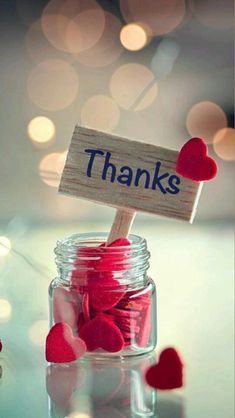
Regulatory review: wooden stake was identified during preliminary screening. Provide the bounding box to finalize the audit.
[107,209,136,244]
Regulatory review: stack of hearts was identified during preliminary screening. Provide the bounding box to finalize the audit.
[46,238,152,363]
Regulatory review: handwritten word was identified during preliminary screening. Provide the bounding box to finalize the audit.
[84,149,180,195]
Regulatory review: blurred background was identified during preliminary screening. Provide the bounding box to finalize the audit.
[0,0,234,224]
[0,1,234,417]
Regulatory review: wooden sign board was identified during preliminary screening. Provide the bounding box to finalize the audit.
[59,126,202,223]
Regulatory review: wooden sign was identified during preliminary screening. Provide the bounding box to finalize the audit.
[59,126,202,223]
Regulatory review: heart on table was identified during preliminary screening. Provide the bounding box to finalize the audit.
[176,137,217,181]
[46,322,86,363]
[145,347,184,390]
[79,314,124,352]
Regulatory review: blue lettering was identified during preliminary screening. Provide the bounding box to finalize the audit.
[117,166,133,186]
[102,152,116,183]
[134,168,150,188]
[152,162,169,194]
[85,149,104,177]
[166,175,181,194]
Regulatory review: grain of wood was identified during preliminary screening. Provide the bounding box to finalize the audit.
[59,126,202,223]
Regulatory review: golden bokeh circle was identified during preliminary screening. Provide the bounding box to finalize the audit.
[213,128,235,161]
[27,116,55,144]
[186,101,227,144]
[27,59,79,111]
[81,95,120,132]
[120,23,148,51]
[110,63,158,111]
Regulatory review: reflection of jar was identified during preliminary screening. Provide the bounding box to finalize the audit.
[46,354,157,418]
[49,233,157,357]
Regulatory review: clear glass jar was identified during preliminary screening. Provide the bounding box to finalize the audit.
[49,233,157,358]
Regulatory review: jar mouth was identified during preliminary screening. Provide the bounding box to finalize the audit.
[54,233,150,284]
[55,232,146,253]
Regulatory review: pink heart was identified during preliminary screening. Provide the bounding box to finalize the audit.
[176,137,217,181]
[79,314,124,352]
[46,322,86,363]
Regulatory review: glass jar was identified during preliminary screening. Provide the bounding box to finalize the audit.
[49,233,157,358]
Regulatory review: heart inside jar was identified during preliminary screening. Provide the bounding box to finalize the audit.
[51,234,156,356]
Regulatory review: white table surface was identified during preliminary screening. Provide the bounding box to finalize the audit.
[0,221,234,418]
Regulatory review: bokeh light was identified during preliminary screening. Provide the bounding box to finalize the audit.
[27,59,79,111]
[81,95,120,132]
[110,63,158,111]
[26,19,73,64]
[186,101,227,144]
[43,0,100,19]
[66,9,105,53]
[68,413,91,418]
[28,320,48,346]
[120,0,185,36]
[41,14,71,52]
[194,0,234,30]
[74,12,123,67]
[213,128,235,161]
[150,38,180,79]
[120,23,149,51]
[0,299,12,321]
[39,152,65,187]
[0,236,11,257]
[41,0,104,54]
[27,116,55,145]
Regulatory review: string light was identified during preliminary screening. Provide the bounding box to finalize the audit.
[0,236,11,257]
[27,116,55,144]
[120,23,149,51]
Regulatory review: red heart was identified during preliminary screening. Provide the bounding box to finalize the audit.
[79,314,124,352]
[0,339,2,352]
[88,277,126,311]
[46,322,86,363]
[145,347,184,390]
[176,137,217,181]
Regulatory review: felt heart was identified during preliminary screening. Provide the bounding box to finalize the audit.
[0,339,2,352]
[46,322,86,363]
[79,314,124,352]
[145,347,184,390]
[88,278,126,311]
[176,137,217,181]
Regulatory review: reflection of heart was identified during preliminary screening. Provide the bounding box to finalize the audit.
[79,314,124,352]
[145,348,184,390]
[46,322,86,363]
[88,278,125,311]
[46,363,79,416]
[176,137,217,181]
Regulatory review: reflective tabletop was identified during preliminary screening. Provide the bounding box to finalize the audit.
[0,221,234,418]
